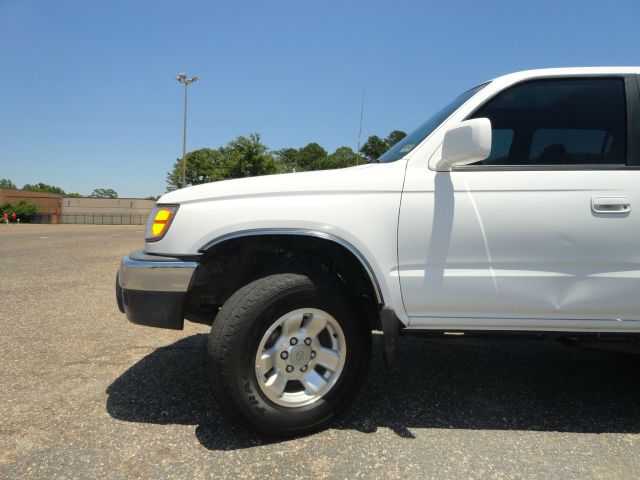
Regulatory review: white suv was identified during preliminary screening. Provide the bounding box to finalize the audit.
[116,67,640,436]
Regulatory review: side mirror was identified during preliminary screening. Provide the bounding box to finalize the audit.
[435,118,492,171]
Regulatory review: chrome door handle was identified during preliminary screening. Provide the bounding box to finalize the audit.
[591,196,631,214]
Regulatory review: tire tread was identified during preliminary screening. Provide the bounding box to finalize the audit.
[209,274,315,429]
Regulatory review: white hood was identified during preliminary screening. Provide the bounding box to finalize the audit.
[159,162,402,205]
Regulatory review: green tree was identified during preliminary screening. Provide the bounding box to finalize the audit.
[90,188,118,199]
[0,201,37,222]
[166,148,226,189]
[296,143,328,171]
[22,182,65,194]
[166,134,282,191]
[222,133,283,179]
[315,146,361,170]
[275,143,327,172]
[66,193,83,198]
[386,130,407,147]
[0,178,16,189]
[359,130,408,161]
[359,135,388,162]
[275,148,299,172]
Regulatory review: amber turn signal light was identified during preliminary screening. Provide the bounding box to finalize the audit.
[145,205,178,242]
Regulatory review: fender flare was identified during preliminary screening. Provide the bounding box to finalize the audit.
[198,228,384,305]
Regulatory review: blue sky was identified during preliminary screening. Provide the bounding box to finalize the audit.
[0,0,638,197]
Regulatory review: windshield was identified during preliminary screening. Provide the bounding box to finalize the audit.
[377,82,489,163]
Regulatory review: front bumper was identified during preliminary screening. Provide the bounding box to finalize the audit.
[116,249,199,330]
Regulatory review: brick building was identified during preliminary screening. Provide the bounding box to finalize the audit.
[0,188,64,223]
[0,188,157,224]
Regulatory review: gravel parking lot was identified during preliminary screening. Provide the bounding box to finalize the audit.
[2,224,640,479]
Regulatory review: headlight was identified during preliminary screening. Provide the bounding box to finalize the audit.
[145,204,179,242]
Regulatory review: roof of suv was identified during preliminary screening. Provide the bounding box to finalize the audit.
[492,67,640,84]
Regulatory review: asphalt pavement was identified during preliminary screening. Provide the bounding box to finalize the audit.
[1,224,640,479]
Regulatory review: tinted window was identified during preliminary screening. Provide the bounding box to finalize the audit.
[483,129,513,164]
[469,78,626,166]
[378,83,488,163]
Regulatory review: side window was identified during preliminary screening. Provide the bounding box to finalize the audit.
[469,78,626,167]
[483,129,513,164]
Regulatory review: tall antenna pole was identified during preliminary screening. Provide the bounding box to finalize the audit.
[356,85,366,163]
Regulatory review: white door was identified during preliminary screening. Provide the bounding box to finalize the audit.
[399,76,640,330]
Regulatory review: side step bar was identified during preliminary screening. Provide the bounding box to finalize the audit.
[377,311,640,365]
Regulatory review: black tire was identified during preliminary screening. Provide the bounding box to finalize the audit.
[207,272,371,437]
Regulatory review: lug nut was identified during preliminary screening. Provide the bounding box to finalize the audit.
[280,351,288,360]
[286,365,294,373]
[304,337,312,345]
[290,337,298,346]
[300,366,308,372]
[310,351,316,359]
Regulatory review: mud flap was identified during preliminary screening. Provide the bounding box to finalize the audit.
[380,306,401,368]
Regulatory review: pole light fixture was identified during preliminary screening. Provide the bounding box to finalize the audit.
[176,73,199,188]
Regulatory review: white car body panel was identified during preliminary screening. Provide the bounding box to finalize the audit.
[149,67,640,332]
[148,161,410,322]
[399,169,640,331]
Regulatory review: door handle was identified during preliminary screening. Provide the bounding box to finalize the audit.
[591,196,631,214]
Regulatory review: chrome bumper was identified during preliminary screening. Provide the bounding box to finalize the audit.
[118,255,198,292]
[116,252,199,330]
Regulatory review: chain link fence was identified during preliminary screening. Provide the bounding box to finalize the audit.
[29,213,149,225]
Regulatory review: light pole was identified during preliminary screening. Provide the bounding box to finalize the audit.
[175,73,199,188]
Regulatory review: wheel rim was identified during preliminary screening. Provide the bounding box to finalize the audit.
[254,308,347,408]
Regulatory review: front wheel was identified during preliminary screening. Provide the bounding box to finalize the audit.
[207,273,371,437]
